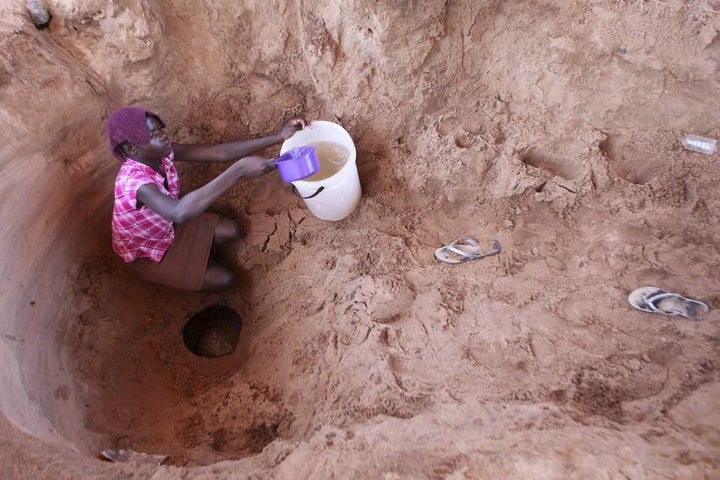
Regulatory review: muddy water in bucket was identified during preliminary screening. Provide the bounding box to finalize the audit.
[303,141,349,182]
[280,121,361,221]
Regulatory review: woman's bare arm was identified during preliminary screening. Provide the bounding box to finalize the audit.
[172,119,308,163]
[136,156,274,224]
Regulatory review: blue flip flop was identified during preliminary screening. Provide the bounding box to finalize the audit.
[628,286,708,321]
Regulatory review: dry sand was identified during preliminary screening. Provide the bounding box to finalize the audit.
[0,0,719,478]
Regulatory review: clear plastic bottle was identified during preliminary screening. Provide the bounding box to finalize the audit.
[681,134,717,155]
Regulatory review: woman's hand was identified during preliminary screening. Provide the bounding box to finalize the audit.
[278,118,310,140]
[234,155,276,177]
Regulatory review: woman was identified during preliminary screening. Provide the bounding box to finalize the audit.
[106,106,307,292]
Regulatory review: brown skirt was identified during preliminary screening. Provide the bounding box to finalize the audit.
[127,212,219,291]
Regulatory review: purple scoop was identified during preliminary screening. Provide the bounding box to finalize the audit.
[274,146,319,182]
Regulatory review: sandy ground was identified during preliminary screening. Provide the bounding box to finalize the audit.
[1,0,719,478]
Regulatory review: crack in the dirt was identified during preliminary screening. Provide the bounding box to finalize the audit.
[360,325,374,345]
[558,184,577,194]
[261,220,278,253]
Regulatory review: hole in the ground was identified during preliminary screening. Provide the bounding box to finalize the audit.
[183,304,243,358]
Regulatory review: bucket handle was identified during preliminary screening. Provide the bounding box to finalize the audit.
[291,185,324,199]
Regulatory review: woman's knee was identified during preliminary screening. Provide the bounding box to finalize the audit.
[214,218,244,244]
[201,264,235,292]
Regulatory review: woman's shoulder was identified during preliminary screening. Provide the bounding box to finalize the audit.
[116,159,153,184]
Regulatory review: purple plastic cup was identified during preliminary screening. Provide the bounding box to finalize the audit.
[274,146,319,182]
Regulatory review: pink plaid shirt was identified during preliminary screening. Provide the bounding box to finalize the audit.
[112,152,181,263]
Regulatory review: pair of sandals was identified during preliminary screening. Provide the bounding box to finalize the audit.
[433,238,709,321]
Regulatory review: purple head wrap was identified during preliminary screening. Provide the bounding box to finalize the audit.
[106,106,162,161]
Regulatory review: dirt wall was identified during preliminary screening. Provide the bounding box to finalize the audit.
[0,0,719,478]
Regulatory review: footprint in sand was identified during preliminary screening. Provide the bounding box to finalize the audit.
[599,135,659,185]
[520,146,583,180]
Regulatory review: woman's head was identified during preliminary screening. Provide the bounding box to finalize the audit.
[106,106,171,161]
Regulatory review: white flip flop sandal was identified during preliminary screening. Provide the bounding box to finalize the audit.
[628,286,708,320]
[434,237,501,264]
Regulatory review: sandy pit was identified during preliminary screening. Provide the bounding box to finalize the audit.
[1,0,719,478]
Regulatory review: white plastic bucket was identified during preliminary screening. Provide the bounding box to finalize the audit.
[280,121,361,221]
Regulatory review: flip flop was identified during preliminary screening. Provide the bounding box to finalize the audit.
[434,237,501,264]
[628,286,709,321]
